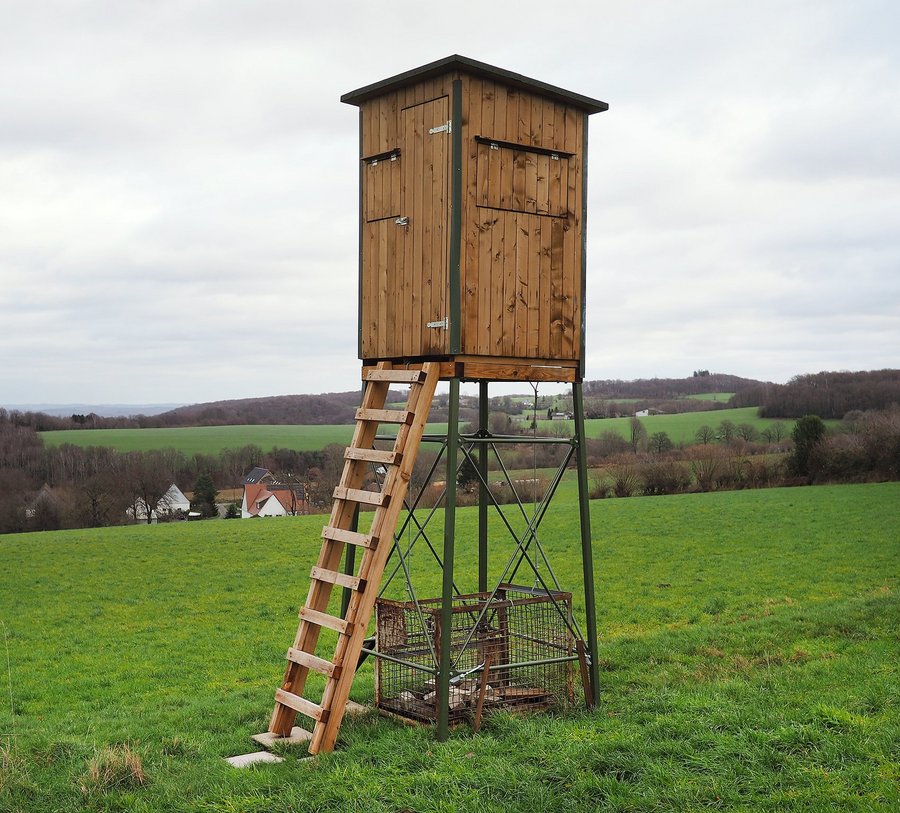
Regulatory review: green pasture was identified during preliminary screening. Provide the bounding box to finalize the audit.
[39,407,797,455]
[39,424,361,455]
[684,391,735,402]
[548,406,796,446]
[1,482,897,811]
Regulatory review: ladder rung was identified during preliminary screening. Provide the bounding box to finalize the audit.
[322,525,377,549]
[344,447,401,466]
[310,566,366,592]
[356,407,413,425]
[286,647,341,679]
[299,606,351,635]
[333,486,388,507]
[365,369,427,384]
[274,688,329,722]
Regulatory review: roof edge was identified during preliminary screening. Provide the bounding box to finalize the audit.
[341,54,608,114]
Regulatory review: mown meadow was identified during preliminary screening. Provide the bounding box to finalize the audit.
[39,406,793,455]
[1,482,897,812]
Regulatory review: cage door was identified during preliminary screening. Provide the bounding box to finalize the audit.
[400,96,450,357]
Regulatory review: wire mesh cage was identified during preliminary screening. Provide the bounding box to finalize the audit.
[374,584,576,724]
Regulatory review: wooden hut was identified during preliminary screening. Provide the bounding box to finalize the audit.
[342,54,607,382]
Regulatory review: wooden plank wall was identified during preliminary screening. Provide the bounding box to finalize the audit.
[359,77,453,361]
[460,78,584,363]
[358,71,584,366]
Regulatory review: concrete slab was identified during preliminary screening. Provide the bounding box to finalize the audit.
[345,700,369,716]
[225,751,284,768]
[251,727,313,749]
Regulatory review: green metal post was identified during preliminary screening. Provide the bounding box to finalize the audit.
[341,506,359,618]
[572,381,600,705]
[478,380,489,593]
[342,380,366,618]
[437,378,460,740]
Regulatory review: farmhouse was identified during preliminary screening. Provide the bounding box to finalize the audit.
[25,484,61,520]
[130,483,191,522]
[240,469,308,517]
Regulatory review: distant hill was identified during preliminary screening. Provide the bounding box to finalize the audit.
[2,403,185,418]
[150,390,414,426]
[732,369,900,419]
[583,373,768,400]
[152,391,387,427]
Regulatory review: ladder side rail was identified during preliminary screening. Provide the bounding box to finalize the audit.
[310,361,439,754]
[269,362,394,735]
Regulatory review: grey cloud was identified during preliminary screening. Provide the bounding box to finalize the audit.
[1,1,898,403]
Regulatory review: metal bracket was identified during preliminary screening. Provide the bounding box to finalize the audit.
[395,216,409,226]
[426,317,448,329]
[428,121,451,135]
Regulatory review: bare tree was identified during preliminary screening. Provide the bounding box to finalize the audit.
[695,425,716,445]
[649,431,674,454]
[718,420,737,445]
[123,451,175,524]
[629,417,647,453]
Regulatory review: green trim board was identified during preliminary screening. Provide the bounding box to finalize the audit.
[449,78,463,354]
[579,112,589,380]
[357,109,364,359]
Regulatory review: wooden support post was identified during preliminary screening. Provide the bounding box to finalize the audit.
[437,377,460,741]
[478,380,489,593]
[576,639,593,708]
[472,654,493,733]
[572,381,600,706]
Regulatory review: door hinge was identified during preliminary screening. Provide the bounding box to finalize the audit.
[428,121,451,135]
[426,317,448,329]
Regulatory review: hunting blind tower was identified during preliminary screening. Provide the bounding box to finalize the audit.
[266,55,607,755]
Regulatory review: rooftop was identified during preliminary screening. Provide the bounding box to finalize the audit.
[341,54,608,114]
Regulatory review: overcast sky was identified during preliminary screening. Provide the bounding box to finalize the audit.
[1,0,897,406]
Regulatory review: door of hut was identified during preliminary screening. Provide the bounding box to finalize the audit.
[400,96,450,357]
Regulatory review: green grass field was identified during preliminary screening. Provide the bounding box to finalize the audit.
[1,482,897,811]
[685,391,735,402]
[39,407,796,455]
[543,406,796,446]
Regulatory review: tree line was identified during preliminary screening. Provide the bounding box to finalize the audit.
[583,373,765,400]
[731,369,900,419]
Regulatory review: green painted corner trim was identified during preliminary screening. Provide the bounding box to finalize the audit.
[357,109,365,360]
[448,79,463,354]
[579,113,589,379]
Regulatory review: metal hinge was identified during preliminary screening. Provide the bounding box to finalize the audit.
[428,121,451,135]
[426,317,448,329]
[395,216,409,226]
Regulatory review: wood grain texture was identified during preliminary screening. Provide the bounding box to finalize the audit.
[359,72,587,365]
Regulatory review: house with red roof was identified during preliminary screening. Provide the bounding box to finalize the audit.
[240,469,308,518]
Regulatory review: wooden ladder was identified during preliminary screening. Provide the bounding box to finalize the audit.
[268,361,439,754]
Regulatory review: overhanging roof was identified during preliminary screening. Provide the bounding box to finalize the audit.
[341,54,608,114]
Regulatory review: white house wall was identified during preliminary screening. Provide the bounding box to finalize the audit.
[256,497,287,518]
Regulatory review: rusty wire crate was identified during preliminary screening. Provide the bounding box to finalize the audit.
[374,584,576,724]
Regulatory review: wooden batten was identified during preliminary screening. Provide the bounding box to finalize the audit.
[344,56,605,374]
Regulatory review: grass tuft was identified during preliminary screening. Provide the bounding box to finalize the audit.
[78,743,147,795]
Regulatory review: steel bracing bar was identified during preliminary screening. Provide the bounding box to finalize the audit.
[359,647,439,675]
[360,647,579,676]
[449,445,583,664]
[376,433,576,445]
[379,442,466,602]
